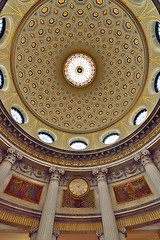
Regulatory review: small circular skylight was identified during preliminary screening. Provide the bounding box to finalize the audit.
[155,72,160,93]
[11,107,25,124]
[133,109,147,125]
[0,69,4,89]
[0,18,6,40]
[38,131,54,144]
[103,133,120,145]
[64,53,96,87]
[155,22,160,44]
[70,140,88,150]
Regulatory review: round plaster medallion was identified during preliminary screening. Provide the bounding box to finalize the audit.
[11,0,148,134]
[64,53,96,88]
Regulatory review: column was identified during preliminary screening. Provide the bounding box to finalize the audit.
[119,227,127,240]
[29,228,38,240]
[36,167,64,240]
[93,168,120,240]
[153,150,160,170]
[0,147,23,185]
[134,149,160,195]
[52,230,60,240]
[96,230,104,240]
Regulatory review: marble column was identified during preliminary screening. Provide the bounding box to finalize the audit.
[36,167,64,240]
[93,168,120,240]
[29,228,38,240]
[134,149,160,195]
[119,227,127,240]
[52,230,60,240]
[0,147,23,185]
[153,150,160,171]
[96,230,104,240]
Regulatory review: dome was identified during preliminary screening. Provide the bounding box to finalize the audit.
[0,0,160,239]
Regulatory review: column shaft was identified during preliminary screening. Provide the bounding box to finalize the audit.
[36,169,64,240]
[97,171,120,240]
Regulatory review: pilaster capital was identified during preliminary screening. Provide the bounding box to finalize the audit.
[53,230,60,237]
[29,227,38,237]
[4,147,17,165]
[119,227,127,236]
[134,149,152,167]
[49,167,65,181]
[16,151,23,160]
[92,167,108,181]
[96,230,103,237]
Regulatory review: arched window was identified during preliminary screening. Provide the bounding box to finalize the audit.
[155,22,160,44]
[38,131,54,143]
[11,107,25,124]
[133,109,147,125]
[154,72,160,93]
[0,18,6,40]
[103,133,120,145]
[70,140,88,150]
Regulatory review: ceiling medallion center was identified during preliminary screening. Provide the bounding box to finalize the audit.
[64,53,96,87]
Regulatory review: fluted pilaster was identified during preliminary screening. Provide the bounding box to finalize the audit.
[119,227,127,240]
[29,228,38,240]
[93,168,120,240]
[52,230,60,240]
[96,230,104,240]
[36,167,64,240]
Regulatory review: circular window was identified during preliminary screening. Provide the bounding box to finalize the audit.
[0,69,4,89]
[70,139,88,150]
[103,133,120,145]
[0,18,6,40]
[154,72,160,93]
[38,131,54,144]
[155,22,160,44]
[11,107,25,124]
[64,53,96,87]
[133,109,147,125]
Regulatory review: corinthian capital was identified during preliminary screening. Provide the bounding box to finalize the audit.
[49,167,65,181]
[92,167,108,181]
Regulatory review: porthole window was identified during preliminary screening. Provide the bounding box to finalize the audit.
[155,22,160,44]
[11,107,25,124]
[38,131,55,144]
[133,109,147,125]
[103,133,120,145]
[70,140,88,150]
[0,69,4,89]
[154,72,160,93]
[0,18,6,40]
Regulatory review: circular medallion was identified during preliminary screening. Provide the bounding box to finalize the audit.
[68,178,89,198]
[64,53,96,87]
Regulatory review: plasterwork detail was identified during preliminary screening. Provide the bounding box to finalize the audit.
[12,161,49,182]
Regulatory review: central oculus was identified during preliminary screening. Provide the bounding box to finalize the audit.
[64,53,96,87]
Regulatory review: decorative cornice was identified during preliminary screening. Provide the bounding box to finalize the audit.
[0,100,159,167]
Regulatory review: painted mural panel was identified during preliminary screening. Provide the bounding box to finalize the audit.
[62,190,95,208]
[113,177,152,204]
[4,175,43,204]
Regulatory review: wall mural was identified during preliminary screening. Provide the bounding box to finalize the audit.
[4,175,43,204]
[113,176,152,204]
[62,190,95,208]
